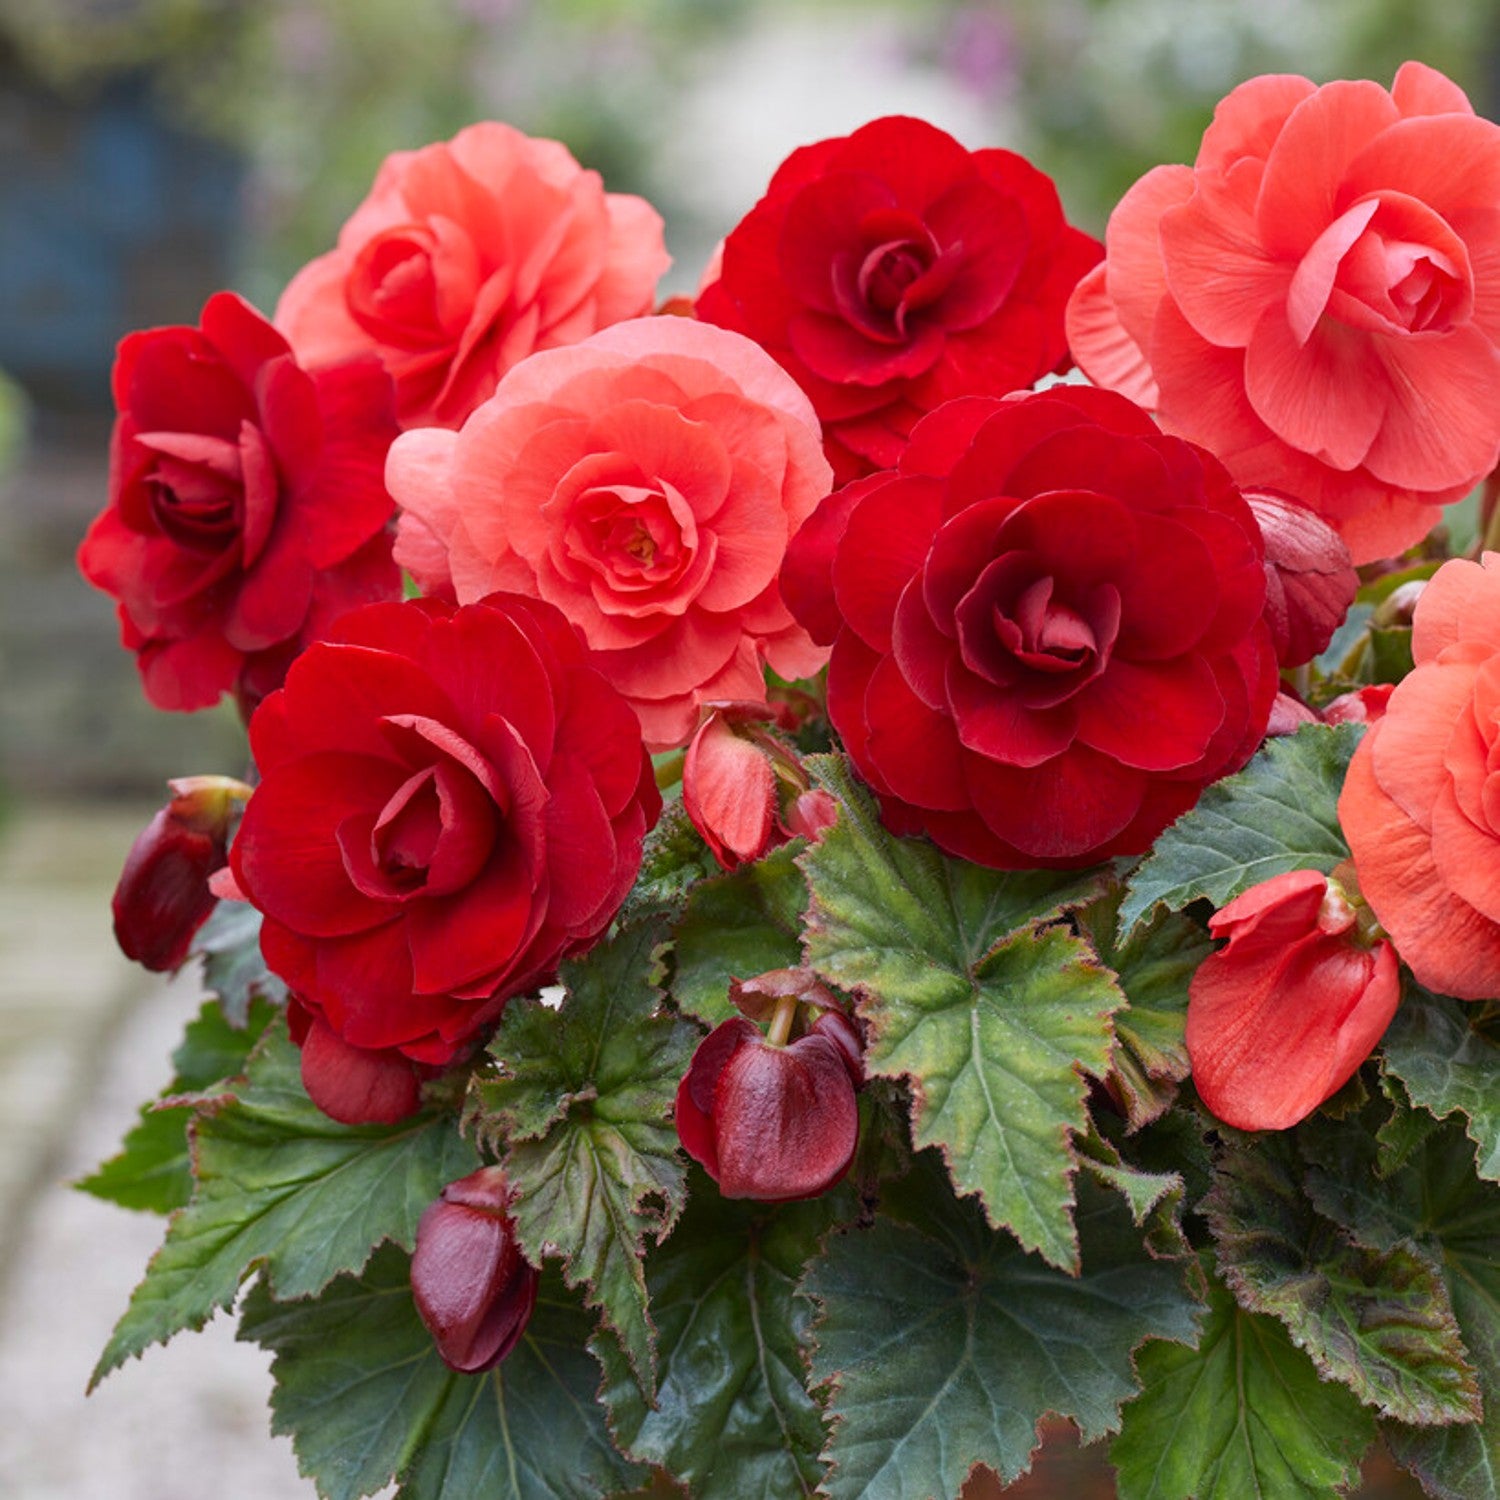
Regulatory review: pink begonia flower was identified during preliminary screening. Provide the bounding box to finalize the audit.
[1068,62,1500,564]
[1186,868,1399,1130]
[1339,552,1500,999]
[387,317,833,750]
[276,123,670,430]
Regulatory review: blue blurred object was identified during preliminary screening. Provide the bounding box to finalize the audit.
[0,65,242,410]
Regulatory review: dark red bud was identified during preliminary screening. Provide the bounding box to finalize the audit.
[1246,488,1359,667]
[410,1166,540,1373]
[675,982,864,1202]
[112,775,251,970]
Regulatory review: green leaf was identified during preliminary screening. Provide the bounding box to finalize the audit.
[1300,1112,1500,1499]
[92,1019,478,1387]
[1077,890,1212,1131]
[1382,981,1500,1182]
[597,1169,851,1500]
[801,756,1116,1270]
[1118,724,1362,938]
[670,842,806,1026]
[240,1244,643,1500]
[1076,1123,1186,1256]
[1206,1130,1481,1427]
[805,1155,1200,1498]
[78,997,274,1213]
[619,800,718,923]
[192,897,286,1025]
[466,919,699,1400]
[1112,1267,1375,1499]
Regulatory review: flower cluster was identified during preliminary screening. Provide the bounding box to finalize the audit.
[83,64,1500,1496]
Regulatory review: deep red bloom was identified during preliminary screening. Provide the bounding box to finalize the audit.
[1186,869,1400,1130]
[229,593,660,1123]
[675,971,863,1201]
[77,292,400,712]
[1246,488,1358,668]
[112,775,251,971]
[696,116,1100,485]
[411,1167,540,1373]
[781,385,1279,868]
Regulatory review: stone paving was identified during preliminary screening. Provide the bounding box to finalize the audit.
[0,804,315,1499]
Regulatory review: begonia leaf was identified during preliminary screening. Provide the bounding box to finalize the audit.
[466,918,699,1401]
[1118,724,1362,938]
[619,800,719,923]
[671,842,807,1026]
[1112,1267,1376,1499]
[1299,1111,1500,1499]
[1077,890,1212,1130]
[805,1155,1200,1499]
[91,1017,477,1386]
[1206,1129,1481,1427]
[1382,981,1500,1182]
[240,1245,643,1500]
[596,1168,854,1500]
[192,896,286,1025]
[78,995,274,1214]
[801,755,1115,1269]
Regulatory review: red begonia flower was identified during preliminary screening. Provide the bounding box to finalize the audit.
[697,116,1100,486]
[78,292,400,711]
[781,385,1278,867]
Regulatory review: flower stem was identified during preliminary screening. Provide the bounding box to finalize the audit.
[765,993,798,1048]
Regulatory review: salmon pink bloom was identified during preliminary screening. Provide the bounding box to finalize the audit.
[276,122,669,430]
[1339,552,1500,999]
[1186,868,1400,1130]
[1068,62,1500,564]
[387,317,833,750]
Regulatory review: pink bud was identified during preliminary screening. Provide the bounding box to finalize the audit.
[1185,869,1400,1131]
[782,788,838,843]
[1322,683,1395,726]
[682,711,777,870]
[410,1166,540,1373]
[675,971,863,1201]
[1265,690,1319,737]
[1246,488,1359,667]
[112,775,251,970]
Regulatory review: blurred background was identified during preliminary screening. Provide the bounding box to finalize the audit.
[0,0,1488,1493]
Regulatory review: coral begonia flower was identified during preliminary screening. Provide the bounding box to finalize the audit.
[1339,552,1500,999]
[1186,869,1399,1130]
[1068,62,1500,564]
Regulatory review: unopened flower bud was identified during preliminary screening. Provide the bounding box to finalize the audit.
[410,1167,540,1373]
[683,709,777,869]
[112,775,251,970]
[675,969,864,1201]
[1186,869,1399,1131]
[1373,579,1427,629]
[1246,488,1359,667]
[1265,690,1319,737]
[782,788,838,843]
[1322,683,1394,726]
